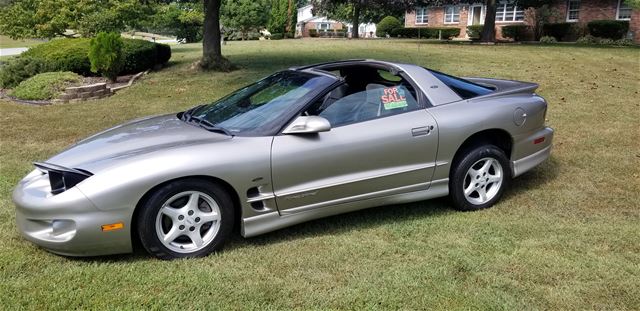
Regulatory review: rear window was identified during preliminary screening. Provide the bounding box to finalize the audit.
[429,70,494,99]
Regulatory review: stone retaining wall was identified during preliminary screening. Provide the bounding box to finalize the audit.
[57,83,112,103]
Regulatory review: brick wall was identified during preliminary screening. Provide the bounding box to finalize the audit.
[405,0,638,42]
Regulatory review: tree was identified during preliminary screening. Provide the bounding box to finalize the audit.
[200,0,231,70]
[89,32,124,82]
[222,0,269,40]
[311,0,405,38]
[0,0,146,39]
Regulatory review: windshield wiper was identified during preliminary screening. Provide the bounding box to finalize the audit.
[190,116,234,137]
[181,104,205,122]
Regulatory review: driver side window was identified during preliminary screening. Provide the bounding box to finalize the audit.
[306,70,422,128]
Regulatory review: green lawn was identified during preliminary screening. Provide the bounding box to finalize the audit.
[0,40,638,310]
[0,35,45,49]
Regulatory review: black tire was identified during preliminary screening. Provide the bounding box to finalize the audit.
[449,144,511,211]
[137,179,235,260]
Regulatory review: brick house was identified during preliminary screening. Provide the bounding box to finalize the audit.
[404,0,639,42]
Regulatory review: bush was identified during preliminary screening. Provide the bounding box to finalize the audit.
[501,25,529,41]
[539,36,557,43]
[543,23,572,41]
[308,29,318,37]
[89,32,124,81]
[247,32,261,40]
[391,27,460,39]
[587,20,629,39]
[335,29,347,38]
[576,34,598,44]
[10,72,82,100]
[155,43,172,65]
[614,38,635,46]
[22,38,93,76]
[466,25,483,40]
[376,16,402,37]
[598,38,616,45]
[270,33,283,40]
[22,38,171,77]
[0,57,50,88]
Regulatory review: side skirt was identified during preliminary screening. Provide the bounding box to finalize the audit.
[241,178,450,238]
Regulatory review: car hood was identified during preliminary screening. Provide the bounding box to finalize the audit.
[47,114,231,171]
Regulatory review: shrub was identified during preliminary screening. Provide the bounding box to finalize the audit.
[309,29,318,37]
[22,38,171,77]
[576,34,598,44]
[391,27,460,39]
[89,32,124,82]
[10,72,81,100]
[22,38,93,76]
[587,20,629,39]
[335,29,347,38]
[247,32,261,40]
[543,23,572,41]
[598,38,616,45]
[270,33,283,40]
[614,38,635,46]
[0,57,50,88]
[376,16,402,37]
[501,25,529,41]
[467,25,483,40]
[539,36,557,43]
[155,43,172,65]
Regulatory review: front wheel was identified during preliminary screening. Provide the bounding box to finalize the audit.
[449,145,511,211]
[137,179,235,260]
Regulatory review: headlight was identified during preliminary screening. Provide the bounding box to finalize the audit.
[33,162,93,195]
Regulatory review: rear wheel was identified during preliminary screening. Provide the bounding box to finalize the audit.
[450,145,511,211]
[137,179,234,260]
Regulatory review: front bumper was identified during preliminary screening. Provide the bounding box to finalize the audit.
[13,170,133,257]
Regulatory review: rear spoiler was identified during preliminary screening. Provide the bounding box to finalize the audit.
[464,77,539,98]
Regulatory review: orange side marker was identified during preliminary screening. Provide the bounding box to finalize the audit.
[101,222,124,231]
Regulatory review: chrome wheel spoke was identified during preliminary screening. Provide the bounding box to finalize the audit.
[479,159,492,174]
[477,186,488,202]
[163,226,182,243]
[199,211,220,223]
[464,183,476,196]
[185,193,200,210]
[160,205,181,221]
[188,230,204,247]
[487,175,501,184]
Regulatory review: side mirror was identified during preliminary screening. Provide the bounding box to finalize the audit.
[283,116,331,135]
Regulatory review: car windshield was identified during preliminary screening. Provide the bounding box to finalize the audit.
[186,71,335,136]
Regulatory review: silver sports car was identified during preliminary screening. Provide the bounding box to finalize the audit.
[13,60,553,259]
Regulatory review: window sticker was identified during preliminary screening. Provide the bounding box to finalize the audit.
[381,87,408,110]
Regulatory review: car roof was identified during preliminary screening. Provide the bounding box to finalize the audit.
[292,59,463,106]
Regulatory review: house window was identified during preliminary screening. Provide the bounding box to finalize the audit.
[318,23,331,31]
[566,0,580,21]
[416,8,428,24]
[495,1,524,22]
[617,0,632,20]
[444,6,460,23]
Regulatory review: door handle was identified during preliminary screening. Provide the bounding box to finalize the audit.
[411,126,433,137]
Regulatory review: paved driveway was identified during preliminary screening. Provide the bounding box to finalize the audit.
[0,47,28,57]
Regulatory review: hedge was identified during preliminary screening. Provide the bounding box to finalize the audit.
[21,38,171,76]
[0,57,50,88]
[542,23,572,41]
[466,25,483,40]
[391,27,460,39]
[270,33,284,40]
[501,25,529,41]
[587,20,629,39]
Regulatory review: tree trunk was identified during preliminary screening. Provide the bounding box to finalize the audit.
[480,0,497,42]
[286,0,293,35]
[351,2,360,39]
[200,0,231,70]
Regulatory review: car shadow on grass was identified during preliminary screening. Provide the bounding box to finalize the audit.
[69,156,560,263]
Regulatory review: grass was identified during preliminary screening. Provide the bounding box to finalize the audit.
[0,35,45,49]
[0,39,639,310]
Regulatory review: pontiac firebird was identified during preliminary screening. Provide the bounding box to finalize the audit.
[13,60,553,259]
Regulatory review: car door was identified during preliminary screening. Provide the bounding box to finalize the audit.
[270,82,439,215]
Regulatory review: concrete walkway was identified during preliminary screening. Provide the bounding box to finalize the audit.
[0,47,28,57]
